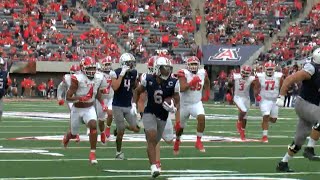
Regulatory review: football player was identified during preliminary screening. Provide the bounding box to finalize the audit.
[230,65,260,140]
[276,48,320,172]
[133,56,180,178]
[95,56,114,143]
[64,56,107,164]
[110,53,140,160]
[174,56,210,154]
[255,61,284,143]
[57,64,81,142]
[0,57,9,122]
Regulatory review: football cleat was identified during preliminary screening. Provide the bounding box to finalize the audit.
[100,132,106,145]
[156,161,162,172]
[276,161,294,172]
[150,164,160,178]
[89,152,98,164]
[115,152,126,160]
[173,139,180,155]
[261,136,268,143]
[303,147,320,161]
[195,140,206,152]
[105,127,110,138]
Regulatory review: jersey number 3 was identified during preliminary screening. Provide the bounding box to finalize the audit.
[265,80,275,90]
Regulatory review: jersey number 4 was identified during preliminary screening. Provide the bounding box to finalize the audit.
[124,79,131,91]
[265,80,275,90]
[190,81,201,91]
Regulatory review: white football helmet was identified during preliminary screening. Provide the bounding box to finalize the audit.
[312,48,320,64]
[154,57,173,80]
[119,53,136,69]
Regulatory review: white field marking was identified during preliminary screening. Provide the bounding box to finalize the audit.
[168,177,299,180]
[3,144,312,150]
[0,126,67,128]
[104,169,236,173]
[1,121,68,123]
[0,132,66,133]
[0,156,307,162]
[0,147,63,157]
[0,175,302,180]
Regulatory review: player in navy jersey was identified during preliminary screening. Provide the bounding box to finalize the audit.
[0,57,9,122]
[133,57,180,178]
[110,52,140,160]
[276,48,320,172]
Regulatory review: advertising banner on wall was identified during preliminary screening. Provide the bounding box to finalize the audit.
[202,45,262,66]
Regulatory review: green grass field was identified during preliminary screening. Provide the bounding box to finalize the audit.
[0,100,319,180]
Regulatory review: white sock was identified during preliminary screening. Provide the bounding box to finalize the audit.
[90,150,95,153]
[281,152,292,162]
[307,137,316,147]
[106,126,110,128]
[262,130,268,136]
[116,151,122,155]
[197,132,203,137]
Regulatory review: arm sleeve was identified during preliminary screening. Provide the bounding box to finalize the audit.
[109,70,117,78]
[57,81,66,99]
[140,73,147,87]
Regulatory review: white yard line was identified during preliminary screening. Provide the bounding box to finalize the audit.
[0,156,307,162]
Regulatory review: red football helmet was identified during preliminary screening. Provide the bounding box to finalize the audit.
[147,56,158,74]
[186,56,200,73]
[100,56,112,73]
[241,65,252,78]
[264,61,275,77]
[80,56,96,78]
[70,64,80,74]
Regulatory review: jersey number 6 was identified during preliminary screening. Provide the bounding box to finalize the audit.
[154,90,163,104]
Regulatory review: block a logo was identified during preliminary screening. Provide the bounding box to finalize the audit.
[208,48,241,61]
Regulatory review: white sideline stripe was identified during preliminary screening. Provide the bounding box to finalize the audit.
[104,169,237,173]
[0,156,306,162]
[0,172,314,180]
[5,144,307,150]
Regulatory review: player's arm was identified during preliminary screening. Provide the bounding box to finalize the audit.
[57,80,66,100]
[177,70,189,92]
[110,70,124,91]
[251,78,261,98]
[133,75,147,105]
[66,76,80,102]
[279,65,312,96]
[202,73,211,101]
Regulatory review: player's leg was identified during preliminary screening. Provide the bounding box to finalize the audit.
[269,102,278,123]
[233,96,248,140]
[156,116,174,170]
[174,105,189,155]
[112,106,126,160]
[83,106,98,164]
[67,102,80,142]
[259,100,272,142]
[95,100,106,144]
[124,107,140,132]
[104,98,113,138]
[0,98,3,122]
[190,101,206,152]
[277,117,312,172]
[63,106,81,148]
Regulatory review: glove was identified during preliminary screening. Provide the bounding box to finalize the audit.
[130,103,138,116]
[225,93,232,102]
[162,99,177,113]
[120,66,130,76]
[188,76,201,87]
[100,101,108,112]
[256,95,262,102]
[201,89,210,102]
[175,120,181,132]
[58,99,65,106]
[79,85,93,102]
[276,95,285,107]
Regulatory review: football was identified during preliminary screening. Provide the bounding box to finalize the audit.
[164,97,173,105]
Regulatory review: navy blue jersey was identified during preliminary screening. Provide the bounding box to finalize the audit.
[0,71,8,99]
[300,63,320,105]
[111,68,137,107]
[143,74,179,121]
